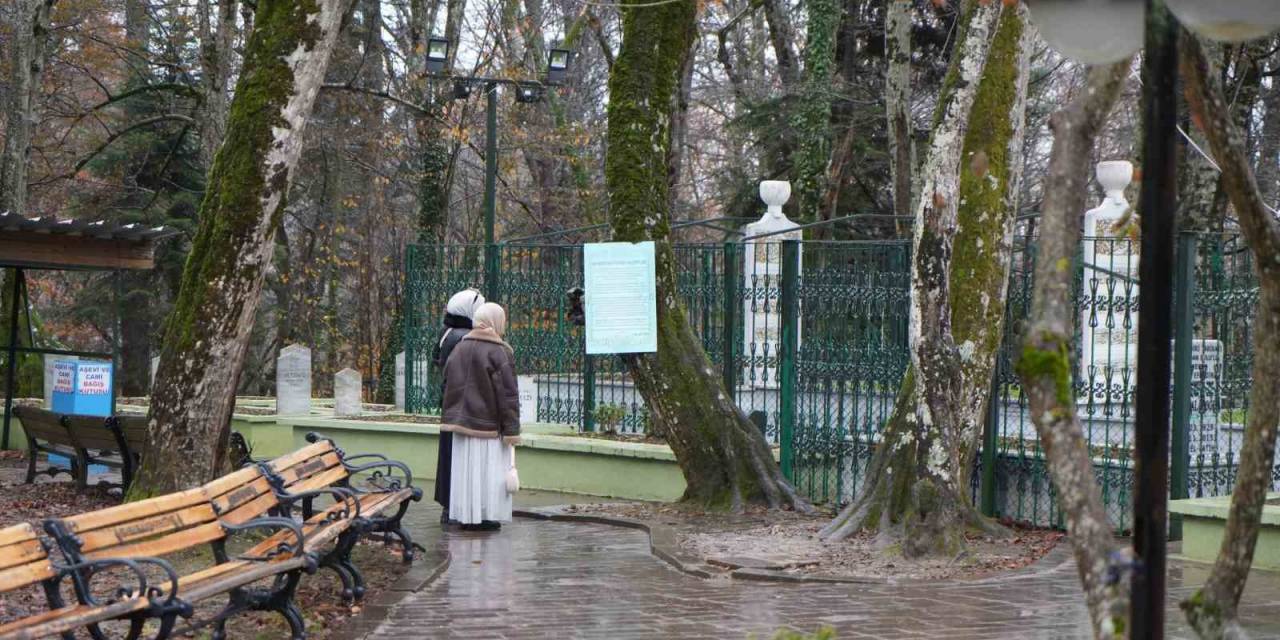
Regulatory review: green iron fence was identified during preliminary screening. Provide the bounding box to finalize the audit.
[404,232,1270,531]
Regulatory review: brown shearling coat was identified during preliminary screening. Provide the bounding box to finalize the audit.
[440,330,520,441]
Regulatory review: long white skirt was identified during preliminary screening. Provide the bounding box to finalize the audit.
[448,433,513,525]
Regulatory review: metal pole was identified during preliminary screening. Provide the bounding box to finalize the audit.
[1131,1,1179,635]
[721,242,739,396]
[980,366,1001,517]
[778,240,800,479]
[3,269,25,450]
[1169,232,1197,541]
[483,82,499,247]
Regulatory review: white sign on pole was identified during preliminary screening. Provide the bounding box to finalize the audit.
[583,241,658,355]
[517,375,538,425]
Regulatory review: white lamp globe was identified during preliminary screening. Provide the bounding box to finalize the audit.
[1165,0,1280,43]
[1024,0,1145,65]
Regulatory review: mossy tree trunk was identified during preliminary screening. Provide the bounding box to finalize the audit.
[790,0,838,220]
[821,2,1027,555]
[132,0,355,498]
[1181,36,1280,640]
[1014,60,1131,640]
[605,0,809,511]
[0,0,56,217]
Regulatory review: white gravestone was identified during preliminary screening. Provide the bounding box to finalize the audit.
[742,180,802,388]
[150,356,160,388]
[394,351,406,411]
[1187,339,1223,459]
[43,354,76,408]
[1079,161,1137,405]
[334,368,363,417]
[275,344,312,415]
[517,375,538,425]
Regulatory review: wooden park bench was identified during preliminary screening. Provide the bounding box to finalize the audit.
[41,463,346,640]
[259,434,423,602]
[0,521,186,640]
[11,407,80,485]
[12,407,149,490]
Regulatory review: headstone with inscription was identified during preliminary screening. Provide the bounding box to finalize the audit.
[276,344,312,415]
[394,351,406,411]
[334,368,362,417]
[741,180,801,387]
[517,375,537,425]
[1187,339,1223,459]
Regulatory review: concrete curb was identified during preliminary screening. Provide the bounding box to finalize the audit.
[330,548,452,640]
[514,506,1075,586]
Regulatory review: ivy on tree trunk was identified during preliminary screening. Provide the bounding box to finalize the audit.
[822,1,1027,555]
[132,0,355,498]
[604,0,809,511]
[790,0,838,220]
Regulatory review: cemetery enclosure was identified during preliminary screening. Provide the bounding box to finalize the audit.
[402,232,1269,531]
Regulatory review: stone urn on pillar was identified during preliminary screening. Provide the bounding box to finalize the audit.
[741,180,802,391]
[758,180,793,223]
[1080,160,1137,405]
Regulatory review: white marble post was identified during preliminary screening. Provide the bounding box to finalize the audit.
[334,368,362,417]
[149,356,160,389]
[1079,161,1137,404]
[742,180,802,387]
[275,344,312,415]
[394,351,405,411]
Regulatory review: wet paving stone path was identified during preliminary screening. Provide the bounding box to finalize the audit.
[356,497,1280,639]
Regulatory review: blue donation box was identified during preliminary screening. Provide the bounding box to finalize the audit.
[51,359,114,417]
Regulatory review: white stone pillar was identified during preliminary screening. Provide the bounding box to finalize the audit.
[1080,160,1135,404]
[742,180,802,388]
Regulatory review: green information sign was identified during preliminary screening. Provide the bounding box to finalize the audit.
[583,241,658,354]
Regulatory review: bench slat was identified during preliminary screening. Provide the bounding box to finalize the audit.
[83,521,225,562]
[75,504,217,554]
[208,476,271,516]
[62,415,119,450]
[0,597,150,639]
[0,523,38,548]
[218,491,279,526]
[0,560,56,593]
[285,465,349,496]
[201,466,265,500]
[268,442,336,476]
[0,540,47,573]
[63,487,207,534]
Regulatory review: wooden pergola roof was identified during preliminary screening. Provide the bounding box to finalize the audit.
[0,211,180,271]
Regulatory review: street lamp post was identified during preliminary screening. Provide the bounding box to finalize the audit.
[423,40,573,246]
[1130,4,1179,635]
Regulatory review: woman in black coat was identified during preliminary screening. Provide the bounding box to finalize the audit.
[431,287,485,522]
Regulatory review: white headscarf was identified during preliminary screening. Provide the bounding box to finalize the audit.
[446,288,485,319]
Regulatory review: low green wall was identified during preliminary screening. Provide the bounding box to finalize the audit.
[1171,495,1280,571]
[233,414,685,502]
[4,403,685,502]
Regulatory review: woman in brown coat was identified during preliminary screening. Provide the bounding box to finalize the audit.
[441,302,519,530]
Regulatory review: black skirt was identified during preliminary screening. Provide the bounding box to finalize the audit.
[433,431,453,508]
